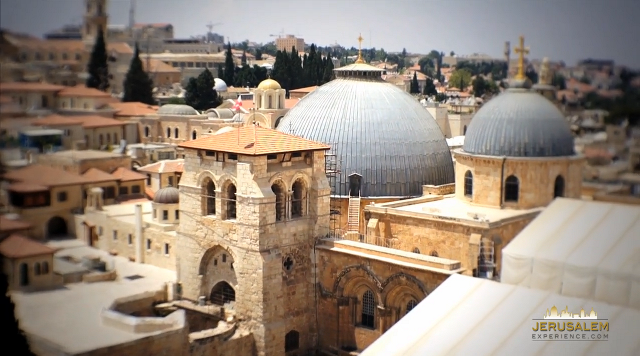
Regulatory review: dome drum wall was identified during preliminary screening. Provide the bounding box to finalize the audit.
[462,89,575,158]
[276,65,455,198]
[453,150,584,210]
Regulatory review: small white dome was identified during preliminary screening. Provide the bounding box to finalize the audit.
[213,78,228,92]
[214,126,236,135]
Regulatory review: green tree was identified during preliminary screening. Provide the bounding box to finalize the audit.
[322,55,335,84]
[184,69,222,111]
[552,73,567,90]
[450,51,455,56]
[410,72,420,94]
[86,28,110,91]
[435,93,447,102]
[472,76,488,97]
[255,48,263,61]
[122,43,155,105]
[288,47,303,89]
[0,269,36,356]
[223,42,235,86]
[241,50,247,66]
[449,69,472,89]
[272,50,290,92]
[423,78,437,96]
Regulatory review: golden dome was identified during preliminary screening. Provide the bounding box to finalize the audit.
[257,78,281,90]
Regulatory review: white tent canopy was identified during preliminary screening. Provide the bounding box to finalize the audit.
[361,274,640,356]
[501,198,640,309]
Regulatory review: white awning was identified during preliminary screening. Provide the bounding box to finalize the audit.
[361,274,640,356]
[501,198,640,309]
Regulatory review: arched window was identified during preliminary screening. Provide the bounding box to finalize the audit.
[42,95,48,108]
[291,179,306,218]
[42,261,49,274]
[430,250,439,257]
[285,330,300,352]
[412,247,420,254]
[504,175,519,202]
[554,175,565,198]
[192,130,197,140]
[106,133,111,144]
[268,96,272,109]
[174,127,179,138]
[114,133,118,143]
[34,262,41,276]
[210,281,235,305]
[225,183,237,220]
[144,126,150,137]
[166,127,171,138]
[361,289,375,328]
[464,170,473,197]
[271,182,285,221]
[406,299,418,315]
[202,178,215,215]
[99,134,104,146]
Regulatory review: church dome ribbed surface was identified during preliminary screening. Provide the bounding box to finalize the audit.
[154,186,179,204]
[463,87,575,157]
[276,63,454,197]
[157,104,198,116]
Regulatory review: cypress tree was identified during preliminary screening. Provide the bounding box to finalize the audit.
[241,50,247,66]
[0,269,36,356]
[323,55,334,84]
[122,43,155,105]
[86,28,110,91]
[410,72,420,94]
[423,78,437,96]
[223,42,235,86]
[184,77,199,109]
[288,47,303,90]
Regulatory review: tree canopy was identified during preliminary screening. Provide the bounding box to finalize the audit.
[271,44,335,94]
[472,76,499,98]
[449,69,472,89]
[184,68,222,111]
[122,43,155,105]
[86,28,110,91]
[410,72,420,94]
[423,78,437,96]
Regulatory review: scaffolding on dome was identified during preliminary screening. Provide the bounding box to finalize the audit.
[324,143,342,238]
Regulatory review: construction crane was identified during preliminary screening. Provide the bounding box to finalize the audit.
[206,22,222,33]
[269,29,285,38]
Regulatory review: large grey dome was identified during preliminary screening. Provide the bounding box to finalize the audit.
[157,104,199,116]
[463,87,575,157]
[276,63,454,197]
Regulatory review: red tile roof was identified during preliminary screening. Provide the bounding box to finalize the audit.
[0,216,32,233]
[31,115,83,126]
[0,234,57,258]
[145,187,155,200]
[137,159,184,174]
[3,164,88,187]
[0,82,65,93]
[178,125,330,155]
[111,167,147,182]
[0,95,14,104]
[82,168,118,183]
[57,84,112,98]
[6,182,49,193]
[109,102,159,117]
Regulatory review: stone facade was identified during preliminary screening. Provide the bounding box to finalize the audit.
[454,150,584,209]
[176,147,330,356]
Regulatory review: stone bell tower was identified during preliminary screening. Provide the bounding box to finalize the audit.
[175,125,330,356]
[82,0,109,46]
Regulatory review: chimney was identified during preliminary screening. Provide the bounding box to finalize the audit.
[135,204,143,263]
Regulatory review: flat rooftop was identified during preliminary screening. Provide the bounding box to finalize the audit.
[43,150,126,160]
[374,195,542,224]
[12,240,176,355]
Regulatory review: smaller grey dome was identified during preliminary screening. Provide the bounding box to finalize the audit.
[157,104,199,116]
[154,186,179,204]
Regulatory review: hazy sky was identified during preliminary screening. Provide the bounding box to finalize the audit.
[2,0,639,68]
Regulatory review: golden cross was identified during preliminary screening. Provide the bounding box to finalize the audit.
[513,35,529,80]
[355,33,364,64]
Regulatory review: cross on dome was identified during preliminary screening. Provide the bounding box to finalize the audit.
[355,33,365,64]
[513,35,530,80]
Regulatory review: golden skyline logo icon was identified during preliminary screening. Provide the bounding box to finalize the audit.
[543,306,598,319]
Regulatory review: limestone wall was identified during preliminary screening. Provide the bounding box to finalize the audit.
[315,247,450,353]
[454,151,584,209]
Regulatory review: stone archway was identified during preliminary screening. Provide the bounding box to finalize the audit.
[47,216,67,238]
[210,281,236,306]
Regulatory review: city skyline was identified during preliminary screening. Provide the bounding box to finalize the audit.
[1,0,639,68]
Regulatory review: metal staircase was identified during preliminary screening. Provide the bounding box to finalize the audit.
[346,193,361,234]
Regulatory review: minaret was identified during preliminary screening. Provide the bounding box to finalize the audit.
[129,0,136,36]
